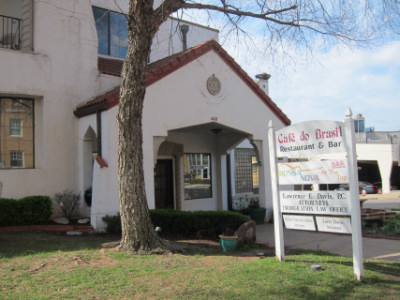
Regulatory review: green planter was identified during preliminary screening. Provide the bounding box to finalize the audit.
[219,235,238,252]
[249,207,266,224]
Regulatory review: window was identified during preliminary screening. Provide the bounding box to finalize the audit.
[0,97,34,169]
[235,149,259,193]
[184,153,212,200]
[252,156,260,194]
[10,150,23,167]
[9,119,22,136]
[92,6,128,58]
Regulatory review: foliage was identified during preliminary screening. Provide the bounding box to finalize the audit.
[53,190,80,220]
[380,215,400,235]
[233,195,261,213]
[103,209,248,238]
[102,213,122,234]
[365,215,400,236]
[248,197,260,209]
[0,196,52,226]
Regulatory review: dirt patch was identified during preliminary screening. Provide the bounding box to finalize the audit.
[165,238,278,260]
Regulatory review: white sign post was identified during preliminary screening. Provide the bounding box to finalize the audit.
[268,120,285,261]
[268,109,363,280]
[344,109,364,280]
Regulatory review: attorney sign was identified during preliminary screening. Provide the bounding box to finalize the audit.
[280,191,350,215]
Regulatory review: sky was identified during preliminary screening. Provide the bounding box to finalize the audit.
[177,3,400,132]
[229,41,400,131]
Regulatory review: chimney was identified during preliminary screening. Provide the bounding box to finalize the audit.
[180,24,189,51]
[255,73,271,96]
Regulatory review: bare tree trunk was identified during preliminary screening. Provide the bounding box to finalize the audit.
[117,2,167,254]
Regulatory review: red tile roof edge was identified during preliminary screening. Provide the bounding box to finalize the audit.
[74,87,120,117]
[95,155,108,168]
[78,40,290,125]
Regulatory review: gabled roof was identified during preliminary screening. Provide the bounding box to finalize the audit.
[75,39,290,125]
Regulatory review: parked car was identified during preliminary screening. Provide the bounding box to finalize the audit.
[359,181,378,194]
[373,182,398,192]
[335,181,378,194]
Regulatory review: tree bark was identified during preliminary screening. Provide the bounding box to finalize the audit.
[117,1,168,254]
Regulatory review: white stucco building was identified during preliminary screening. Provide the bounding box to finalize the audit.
[352,115,400,194]
[0,0,291,230]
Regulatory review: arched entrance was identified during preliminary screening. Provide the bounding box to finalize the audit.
[83,126,97,202]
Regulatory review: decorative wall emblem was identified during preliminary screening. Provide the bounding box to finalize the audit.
[206,75,221,96]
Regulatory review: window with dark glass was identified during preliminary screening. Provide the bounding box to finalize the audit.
[184,153,212,200]
[0,97,34,169]
[10,150,23,167]
[92,6,128,58]
[235,149,259,193]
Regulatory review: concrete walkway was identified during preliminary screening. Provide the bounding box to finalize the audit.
[256,192,400,261]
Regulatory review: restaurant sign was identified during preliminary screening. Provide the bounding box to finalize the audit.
[276,120,346,158]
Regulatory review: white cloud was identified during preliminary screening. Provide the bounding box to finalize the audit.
[229,41,400,131]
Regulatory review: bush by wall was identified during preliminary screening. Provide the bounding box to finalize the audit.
[0,196,52,226]
[102,210,248,239]
[102,213,122,234]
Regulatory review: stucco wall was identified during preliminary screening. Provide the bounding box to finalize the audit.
[0,0,99,207]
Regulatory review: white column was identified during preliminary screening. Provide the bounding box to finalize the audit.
[345,108,364,281]
[377,158,393,194]
[268,120,285,261]
[220,154,228,210]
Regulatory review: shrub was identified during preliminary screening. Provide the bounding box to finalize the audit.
[53,190,80,220]
[102,214,122,234]
[0,198,19,226]
[0,196,52,226]
[19,196,52,224]
[102,210,248,239]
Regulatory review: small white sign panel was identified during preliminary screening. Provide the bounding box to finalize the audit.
[316,217,352,234]
[280,191,350,215]
[276,120,346,158]
[278,160,349,185]
[283,215,316,231]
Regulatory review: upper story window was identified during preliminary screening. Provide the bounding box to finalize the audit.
[0,97,34,169]
[9,119,22,136]
[0,0,33,51]
[92,6,128,59]
[0,15,21,50]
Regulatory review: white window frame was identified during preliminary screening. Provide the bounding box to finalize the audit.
[9,119,23,137]
[10,150,24,168]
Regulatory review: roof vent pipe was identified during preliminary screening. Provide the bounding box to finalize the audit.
[255,72,271,96]
[180,24,189,51]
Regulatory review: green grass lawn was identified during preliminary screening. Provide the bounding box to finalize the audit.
[0,231,399,299]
